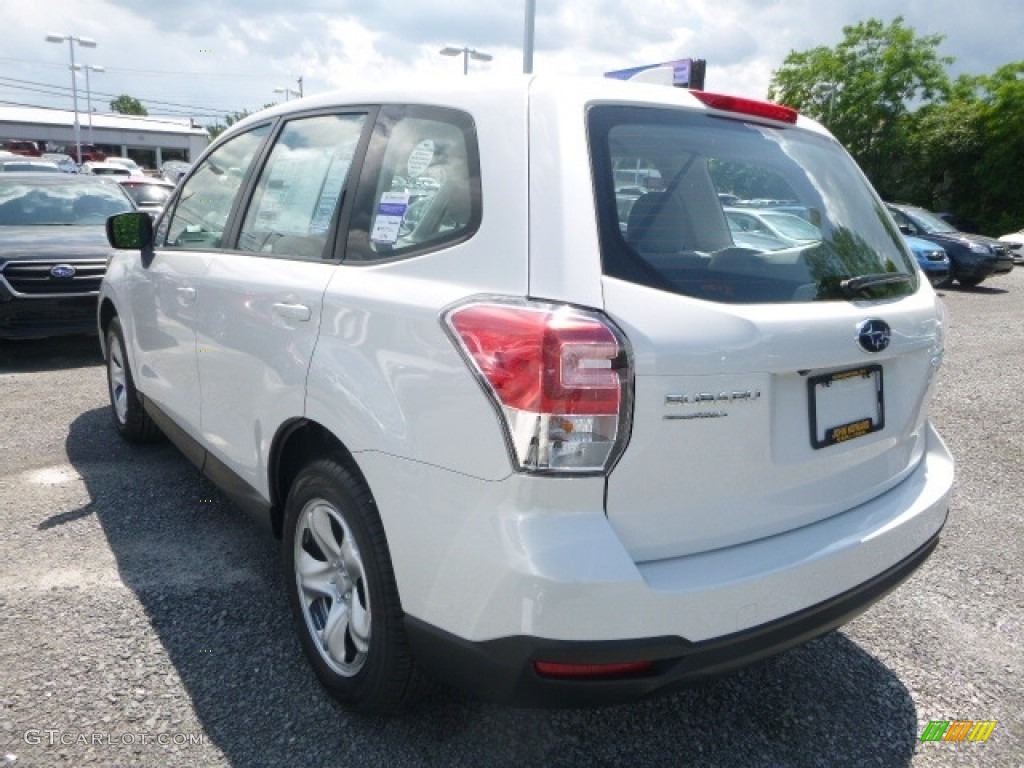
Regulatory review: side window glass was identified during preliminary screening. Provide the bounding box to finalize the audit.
[238,113,367,260]
[350,107,480,261]
[891,210,913,234]
[163,125,270,250]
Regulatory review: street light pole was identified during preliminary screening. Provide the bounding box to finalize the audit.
[828,83,842,122]
[523,0,536,74]
[439,45,493,75]
[72,64,104,143]
[812,81,842,125]
[45,33,97,165]
[273,86,300,101]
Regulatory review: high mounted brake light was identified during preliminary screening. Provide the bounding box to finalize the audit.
[444,299,633,474]
[691,91,799,124]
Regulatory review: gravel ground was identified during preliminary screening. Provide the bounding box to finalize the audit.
[1,272,1021,768]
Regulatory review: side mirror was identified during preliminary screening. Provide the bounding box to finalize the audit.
[107,211,153,250]
[897,223,913,236]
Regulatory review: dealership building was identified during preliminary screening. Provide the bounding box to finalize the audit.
[0,106,209,169]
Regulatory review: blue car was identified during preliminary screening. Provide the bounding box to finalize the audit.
[904,235,950,287]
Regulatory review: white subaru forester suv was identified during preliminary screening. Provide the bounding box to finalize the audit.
[99,75,953,713]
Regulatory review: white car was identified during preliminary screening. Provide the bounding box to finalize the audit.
[115,177,176,218]
[723,206,822,246]
[98,75,954,713]
[80,161,132,177]
[41,152,79,173]
[159,160,190,184]
[999,228,1024,264]
[0,158,61,173]
[104,156,147,177]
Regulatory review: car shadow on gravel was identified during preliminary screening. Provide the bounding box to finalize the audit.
[66,406,920,768]
[0,334,103,372]
[947,283,1009,295]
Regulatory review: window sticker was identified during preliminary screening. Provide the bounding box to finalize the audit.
[370,190,411,244]
[406,139,435,177]
[252,152,306,230]
[309,144,355,234]
[251,147,347,237]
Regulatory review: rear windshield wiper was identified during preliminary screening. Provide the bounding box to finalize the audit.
[839,273,914,298]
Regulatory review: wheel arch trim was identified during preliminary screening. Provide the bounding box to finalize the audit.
[268,418,372,539]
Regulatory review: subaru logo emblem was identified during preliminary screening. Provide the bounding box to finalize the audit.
[50,264,76,279]
[857,319,891,353]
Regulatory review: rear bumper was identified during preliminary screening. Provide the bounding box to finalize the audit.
[365,423,952,706]
[951,254,996,280]
[991,256,1014,276]
[406,527,942,707]
[919,264,949,286]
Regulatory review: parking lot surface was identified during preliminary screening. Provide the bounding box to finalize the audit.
[1,273,1021,768]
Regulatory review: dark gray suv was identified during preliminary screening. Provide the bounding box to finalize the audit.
[886,202,1013,288]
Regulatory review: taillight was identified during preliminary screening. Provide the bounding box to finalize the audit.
[444,299,632,474]
[690,90,799,124]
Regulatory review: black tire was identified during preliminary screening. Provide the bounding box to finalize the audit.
[283,458,428,714]
[105,316,160,442]
[957,276,984,288]
[935,273,955,289]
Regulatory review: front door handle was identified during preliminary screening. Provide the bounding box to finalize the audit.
[177,286,197,305]
[272,302,312,322]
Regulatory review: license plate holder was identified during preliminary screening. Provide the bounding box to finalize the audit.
[808,365,884,449]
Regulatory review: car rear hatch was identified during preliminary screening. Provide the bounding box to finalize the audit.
[584,98,944,563]
[601,281,942,561]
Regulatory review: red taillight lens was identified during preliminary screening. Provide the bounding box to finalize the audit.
[534,660,655,679]
[690,90,799,124]
[445,300,631,473]
[450,304,620,415]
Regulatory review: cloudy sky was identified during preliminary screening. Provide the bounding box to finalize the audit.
[0,0,1019,128]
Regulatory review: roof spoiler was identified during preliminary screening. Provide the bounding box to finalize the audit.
[626,66,675,86]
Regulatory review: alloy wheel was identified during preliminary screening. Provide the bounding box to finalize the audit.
[293,498,371,676]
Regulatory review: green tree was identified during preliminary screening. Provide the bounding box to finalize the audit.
[906,63,1024,233]
[901,79,986,213]
[205,104,276,140]
[109,94,148,116]
[966,62,1024,232]
[206,110,250,141]
[767,17,951,195]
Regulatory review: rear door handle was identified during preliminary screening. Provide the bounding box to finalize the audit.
[176,286,197,305]
[271,302,312,322]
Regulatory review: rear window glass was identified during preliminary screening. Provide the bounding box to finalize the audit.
[90,166,131,176]
[0,162,61,173]
[121,183,173,207]
[589,106,917,303]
